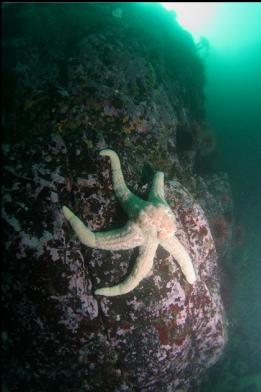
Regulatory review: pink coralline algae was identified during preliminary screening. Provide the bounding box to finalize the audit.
[2,133,228,391]
[2,4,230,389]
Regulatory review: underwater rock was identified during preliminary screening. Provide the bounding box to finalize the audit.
[2,132,227,392]
[2,3,230,392]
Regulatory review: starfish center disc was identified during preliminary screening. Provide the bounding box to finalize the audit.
[137,205,177,239]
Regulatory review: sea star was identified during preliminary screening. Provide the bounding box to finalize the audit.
[62,149,196,296]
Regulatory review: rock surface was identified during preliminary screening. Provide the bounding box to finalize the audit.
[2,4,232,391]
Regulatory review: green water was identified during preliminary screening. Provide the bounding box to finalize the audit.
[194,3,261,390]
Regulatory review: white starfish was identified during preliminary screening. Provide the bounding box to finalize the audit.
[62,149,196,296]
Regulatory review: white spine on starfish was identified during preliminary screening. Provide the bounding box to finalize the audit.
[95,236,158,296]
[62,206,144,250]
[100,149,149,218]
[100,149,131,202]
[160,236,197,284]
[63,206,96,247]
[149,171,168,206]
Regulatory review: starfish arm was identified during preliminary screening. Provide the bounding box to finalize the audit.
[100,149,149,218]
[95,237,158,296]
[148,171,168,206]
[62,206,144,250]
[160,236,197,284]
